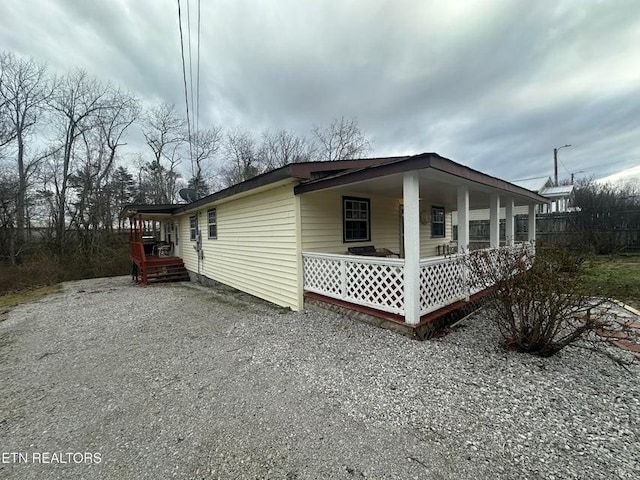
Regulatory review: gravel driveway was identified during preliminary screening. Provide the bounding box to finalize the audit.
[1,276,638,479]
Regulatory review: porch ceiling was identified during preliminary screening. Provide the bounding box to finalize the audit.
[121,204,178,219]
[300,169,538,210]
[127,212,174,221]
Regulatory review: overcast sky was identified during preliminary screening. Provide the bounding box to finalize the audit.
[1,0,640,183]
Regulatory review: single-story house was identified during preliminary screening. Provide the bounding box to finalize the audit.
[123,153,547,336]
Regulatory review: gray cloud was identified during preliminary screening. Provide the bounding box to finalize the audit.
[1,0,639,182]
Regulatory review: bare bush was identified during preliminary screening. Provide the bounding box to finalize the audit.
[465,245,610,357]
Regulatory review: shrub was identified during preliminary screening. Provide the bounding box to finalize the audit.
[465,244,606,357]
[0,237,130,295]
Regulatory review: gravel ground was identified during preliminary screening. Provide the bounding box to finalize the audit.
[0,276,638,480]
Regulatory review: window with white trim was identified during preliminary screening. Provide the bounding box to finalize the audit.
[189,215,197,241]
[207,209,217,239]
[343,196,371,242]
[431,206,445,238]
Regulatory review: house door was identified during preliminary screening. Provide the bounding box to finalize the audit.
[173,222,180,257]
[399,205,404,258]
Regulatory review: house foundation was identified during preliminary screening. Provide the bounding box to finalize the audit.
[304,290,491,340]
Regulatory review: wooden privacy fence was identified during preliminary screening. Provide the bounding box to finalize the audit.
[455,211,640,251]
[536,211,640,251]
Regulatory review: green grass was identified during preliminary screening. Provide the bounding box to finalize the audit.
[0,285,62,317]
[583,254,640,309]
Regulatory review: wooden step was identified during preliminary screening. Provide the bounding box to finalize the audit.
[147,274,190,283]
[140,261,190,285]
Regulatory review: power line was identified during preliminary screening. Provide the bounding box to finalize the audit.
[558,156,571,176]
[513,159,639,183]
[177,0,194,178]
[196,0,201,138]
[186,0,195,138]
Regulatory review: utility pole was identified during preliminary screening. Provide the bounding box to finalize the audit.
[553,144,571,186]
[570,170,584,184]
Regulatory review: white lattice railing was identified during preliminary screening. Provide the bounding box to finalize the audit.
[302,252,405,315]
[303,242,536,321]
[419,242,536,315]
[419,255,467,315]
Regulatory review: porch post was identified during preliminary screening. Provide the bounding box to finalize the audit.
[489,194,500,248]
[528,204,536,242]
[505,198,515,246]
[456,186,469,252]
[403,171,420,325]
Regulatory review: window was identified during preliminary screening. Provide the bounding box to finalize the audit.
[343,196,370,242]
[189,215,197,241]
[431,206,445,238]
[207,209,217,239]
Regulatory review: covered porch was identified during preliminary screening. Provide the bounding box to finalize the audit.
[124,208,189,285]
[296,154,546,331]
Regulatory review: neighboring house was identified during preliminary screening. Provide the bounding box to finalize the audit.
[537,185,575,213]
[513,176,574,213]
[123,153,547,337]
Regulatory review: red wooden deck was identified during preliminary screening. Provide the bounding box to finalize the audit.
[129,215,189,285]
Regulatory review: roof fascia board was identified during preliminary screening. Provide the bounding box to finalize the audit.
[174,167,294,214]
[172,157,407,215]
[177,178,295,215]
[295,153,550,204]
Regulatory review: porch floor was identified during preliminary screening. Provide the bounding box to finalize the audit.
[304,289,493,340]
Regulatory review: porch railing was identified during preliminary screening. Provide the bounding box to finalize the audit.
[418,255,467,315]
[302,252,405,315]
[303,242,535,321]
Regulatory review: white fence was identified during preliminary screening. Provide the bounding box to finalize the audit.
[302,243,535,320]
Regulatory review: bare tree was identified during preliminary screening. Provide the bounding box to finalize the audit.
[187,126,222,197]
[259,129,313,170]
[109,165,136,231]
[0,52,52,260]
[47,69,112,250]
[68,89,138,247]
[0,167,19,262]
[0,52,15,148]
[312,116,371,161]
[142,103,186,203]
[97,88,140,185]
[220,129,262,187]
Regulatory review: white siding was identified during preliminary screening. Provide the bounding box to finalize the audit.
[176,184,300,310]
[300,190,452,258]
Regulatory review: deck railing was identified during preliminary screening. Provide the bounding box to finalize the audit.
[130,241,145,263]
[303,242,535,321]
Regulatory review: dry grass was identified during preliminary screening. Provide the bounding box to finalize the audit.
[0,284,62,318]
